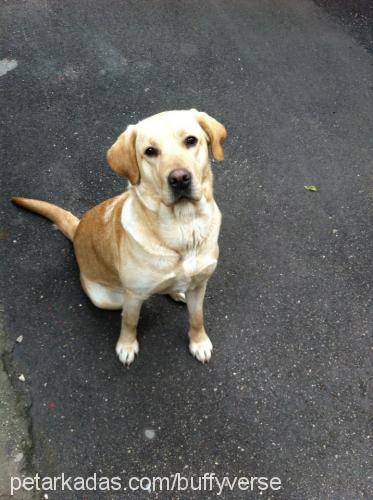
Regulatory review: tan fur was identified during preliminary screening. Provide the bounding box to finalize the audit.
[11,197,79,240]
[106,126,139,184]
[12,109,226,366]
[192,110,227,161]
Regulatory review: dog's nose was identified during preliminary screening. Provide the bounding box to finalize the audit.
[168,169,191,190]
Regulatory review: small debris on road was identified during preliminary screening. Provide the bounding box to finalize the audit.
[304,185,319,192]
[144,429,156,439]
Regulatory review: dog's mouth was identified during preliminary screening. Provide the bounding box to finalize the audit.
[164,187,200,207]
[171,187,193,202]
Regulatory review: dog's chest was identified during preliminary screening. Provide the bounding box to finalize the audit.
[161,213,209,252]
[148,249,217,296]
[120,197,220,296]
[155,219,219,294]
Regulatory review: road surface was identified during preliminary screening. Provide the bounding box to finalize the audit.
[1,1,372,498]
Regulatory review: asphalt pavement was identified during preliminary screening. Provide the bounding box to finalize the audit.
[1,0,372,499]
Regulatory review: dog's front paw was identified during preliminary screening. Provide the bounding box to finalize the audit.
[189,336,213,364]
[116,339,139,366]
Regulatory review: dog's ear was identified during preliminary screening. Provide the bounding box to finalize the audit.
[106,125,139,184]
[191,109,227,161]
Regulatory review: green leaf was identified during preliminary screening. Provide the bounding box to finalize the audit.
[304,185,319,192]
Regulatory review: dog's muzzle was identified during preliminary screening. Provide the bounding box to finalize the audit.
[167,168,192,201]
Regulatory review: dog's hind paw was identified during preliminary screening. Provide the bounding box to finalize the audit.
[116,339,139,366]
[169,292,186,303]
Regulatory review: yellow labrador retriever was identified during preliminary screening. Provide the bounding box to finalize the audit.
[12,109,227,366]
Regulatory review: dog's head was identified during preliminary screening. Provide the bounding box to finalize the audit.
[106,109,226,206]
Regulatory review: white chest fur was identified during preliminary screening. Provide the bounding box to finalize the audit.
[120,195,221,297]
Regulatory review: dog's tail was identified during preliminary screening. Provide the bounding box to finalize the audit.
[11,197,79,241]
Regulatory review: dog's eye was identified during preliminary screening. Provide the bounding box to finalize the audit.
[184,136,198,147]
[144,147,159,157]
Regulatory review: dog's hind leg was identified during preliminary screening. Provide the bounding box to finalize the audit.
[80,275,123,310]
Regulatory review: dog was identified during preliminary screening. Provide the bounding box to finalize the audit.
[12,109,227,365]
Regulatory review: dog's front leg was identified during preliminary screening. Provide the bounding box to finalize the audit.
[186,281,213,363]
[116,292,143,366]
